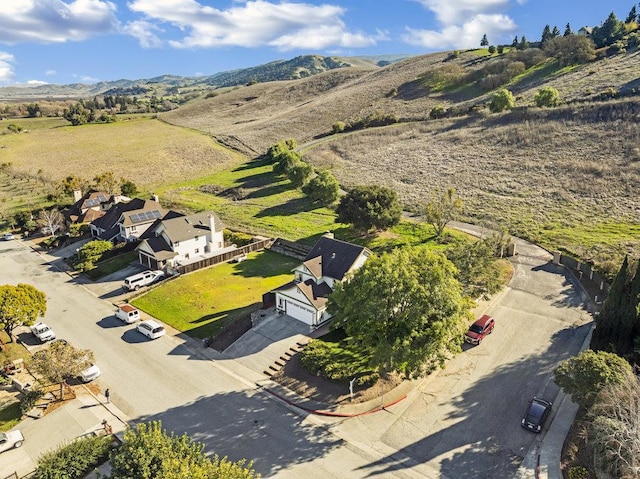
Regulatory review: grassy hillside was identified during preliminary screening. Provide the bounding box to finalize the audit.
[2,47,639,271]
[0,116,244,192]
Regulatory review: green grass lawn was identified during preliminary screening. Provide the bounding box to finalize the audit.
[86,252,138,280]
[131,250,299,339]
[0,402,21,432]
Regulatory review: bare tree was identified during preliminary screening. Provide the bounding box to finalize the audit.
[38,208,64,236]
[588,377,640,478]
[422,187,464,237]
[30,341,94,400]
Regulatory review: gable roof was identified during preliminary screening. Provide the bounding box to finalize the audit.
[157,212,224,243]
[303,236,370,281]
[273,279,333,311]
[66,189,110,223]
[138,236,179,261]
[92,198,163,231]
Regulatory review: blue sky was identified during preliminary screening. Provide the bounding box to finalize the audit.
[0,0,633,85]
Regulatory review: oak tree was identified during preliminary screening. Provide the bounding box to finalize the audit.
[0,283,46,340]
[30,341,95,399]
[335,185,401,232]
[328,246,472,378]
[110,421,259,479]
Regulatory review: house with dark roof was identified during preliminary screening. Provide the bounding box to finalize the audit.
[136,211,225,269]
[89,198,166,242]
[65,189,130,225]
[273,233,372,327]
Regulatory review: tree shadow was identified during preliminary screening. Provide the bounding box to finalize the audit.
[254,197,315,218]
[133,390,343,477]
[354,322,591,478]
[243,182,293,199]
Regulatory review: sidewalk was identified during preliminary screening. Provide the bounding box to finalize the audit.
[0,387,128,479]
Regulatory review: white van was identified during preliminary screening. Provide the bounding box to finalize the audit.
[136,320,166,340]
[115,304,141,323]
[122,270,164,291]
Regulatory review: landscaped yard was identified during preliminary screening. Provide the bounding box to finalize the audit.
[131,250,299,339]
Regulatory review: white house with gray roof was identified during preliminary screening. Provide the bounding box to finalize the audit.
[272,233,371,327]
[136,211,225,269]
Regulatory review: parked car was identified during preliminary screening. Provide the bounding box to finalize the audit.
[2,233,14,241]
[122,270,165,291]
[136,320,166,340]
[0,430,24,453]
[464,315,495,345]
[80,364,101,383]
[115,304,141,323]
[521,397,553,433]
[30,322,56,342]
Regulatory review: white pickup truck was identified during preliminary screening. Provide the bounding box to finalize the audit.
[30,322,56,342]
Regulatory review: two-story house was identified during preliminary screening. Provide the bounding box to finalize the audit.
[89,197,166,242]
[65,189,130,225]
[136,211,225,269]
[273,233,372,327]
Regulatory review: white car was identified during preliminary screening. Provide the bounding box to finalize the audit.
[136,320,166,340]
[2,233,14,241]
[80,364,101,383]
[0,430,24,453]
[122,270,165,291]
[115,304,141,323]
[30,322,56,342]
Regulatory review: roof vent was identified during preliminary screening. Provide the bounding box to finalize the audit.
[331,252,336,259]
[323,231,334,239]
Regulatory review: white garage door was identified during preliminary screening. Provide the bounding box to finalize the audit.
[286,300,315,325]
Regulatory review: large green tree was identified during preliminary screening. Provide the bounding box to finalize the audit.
[110,421,259,479]
[592,12,626,48]
[554,349,632,409]
[544,35,596,66]
[286,161,313,188]
[0,283,46,340]
[30,341,95,399]
[328,246,472,378]
[422,187,463,237]
[302,170,340,205]
[335,185,402,232]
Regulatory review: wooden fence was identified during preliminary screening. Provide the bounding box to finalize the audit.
[176,238,272,274]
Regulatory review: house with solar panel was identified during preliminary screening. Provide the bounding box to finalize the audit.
[136,211,226,269]
[271,233,372,327]
[65,189,130,225]
[89,197,167,242]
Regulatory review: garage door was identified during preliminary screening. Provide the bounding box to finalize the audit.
[286,301,315,325]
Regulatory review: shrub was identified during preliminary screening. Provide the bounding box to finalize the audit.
[20,388,44,415]
[429,105,447,119]
[73,239,113,272]
[489,89,515,113]
[535,87,560,107]
[223,229,254,247]
[272,150,301,176]
[7,124,23,133]
[68,223,89,238]
[568,465,589,479]
[332,121,345,134]
[34,435,113,479]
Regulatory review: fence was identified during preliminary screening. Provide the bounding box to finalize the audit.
[176,238,272,275]
[558,252,610,305]
[269,238,313,260]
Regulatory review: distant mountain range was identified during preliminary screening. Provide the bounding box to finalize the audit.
[0,54,410,101]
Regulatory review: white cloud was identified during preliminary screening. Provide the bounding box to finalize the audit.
[403,14,516,50]
[45,70,57,76]
[126,0,382,50]
[123,20,163,48]
[0,52,15,82]
[27,79,49,86]
[0,0,119,44]
[408,0,518,49]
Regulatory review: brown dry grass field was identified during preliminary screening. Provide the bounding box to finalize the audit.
[1,48,639,267]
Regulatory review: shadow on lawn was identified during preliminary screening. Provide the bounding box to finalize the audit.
[255,197,314,218]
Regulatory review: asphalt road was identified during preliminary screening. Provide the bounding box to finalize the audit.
[0,236,592,478]
[0,239,427,478]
